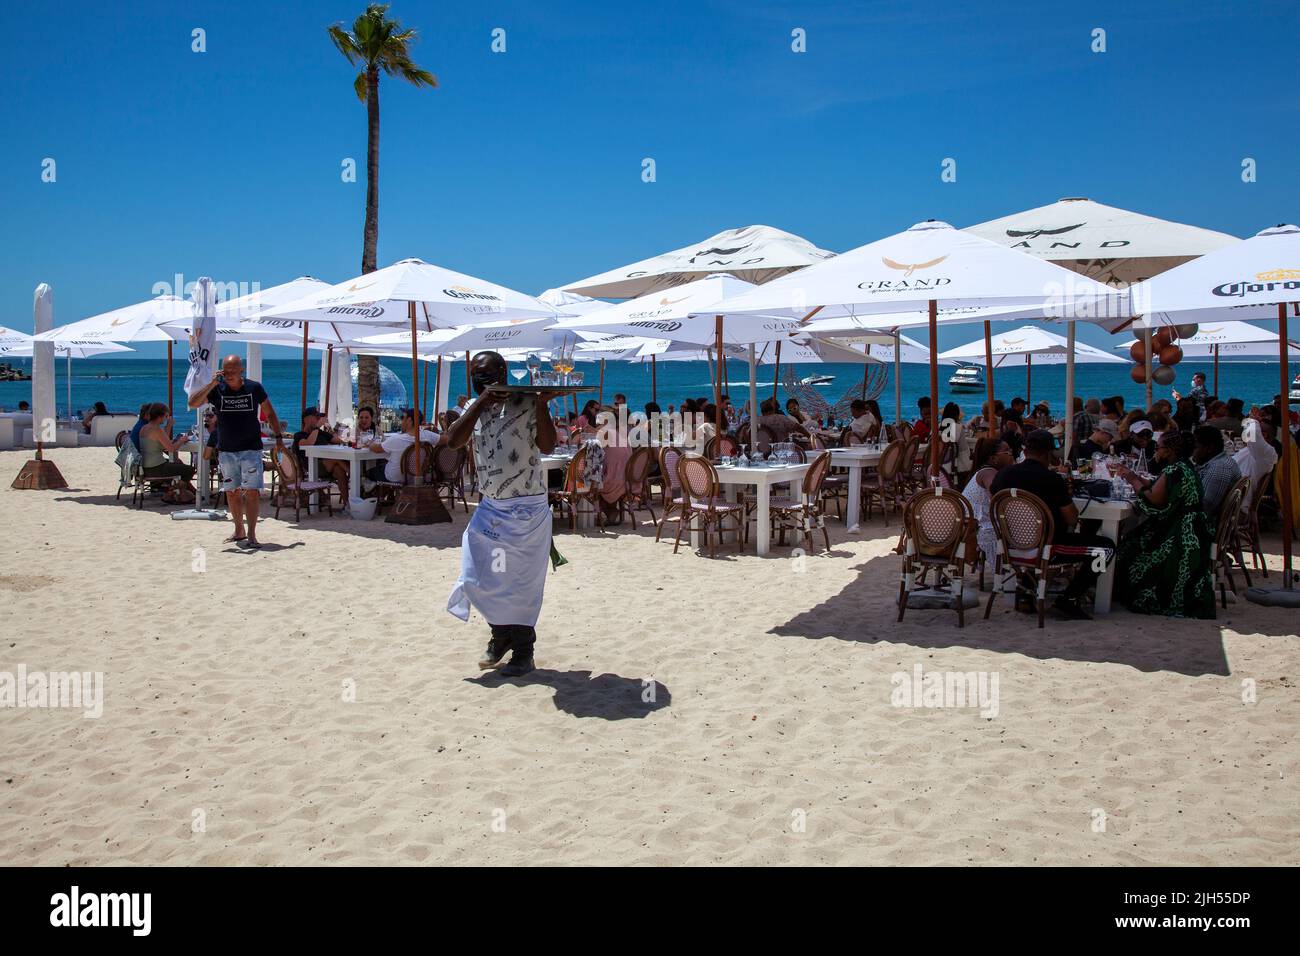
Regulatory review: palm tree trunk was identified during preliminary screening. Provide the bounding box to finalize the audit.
[356,65,382,412]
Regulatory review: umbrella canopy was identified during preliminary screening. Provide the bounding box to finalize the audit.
[0,325,31,351]
[33,295,194,343]
[1,340,132,359]
[262,257,559,328]
[1116,320,1300,357]
[1125,223,1300,600]
[965,197,1239,287]
[716,220,1121,322]
[559,225,835,299]
[940,325,1125,366]
[554,273,806,345]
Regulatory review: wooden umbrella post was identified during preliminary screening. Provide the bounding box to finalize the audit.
[983,320,996,437]
[598,358,606,405]
[1025,352,1032,408]
[432,356,443,425]
[1144,327,1153,410]
[410,304,422,482]
[422,355,429,424]
[928,300,940,476]
[894,330,902,426]
[1213,344,1220,396]
[1278,301,1294,588]
[651,354,657,404]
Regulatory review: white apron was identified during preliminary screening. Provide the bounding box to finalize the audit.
[447,493,552,627]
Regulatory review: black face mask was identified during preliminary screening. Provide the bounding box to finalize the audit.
[471,367,504,396]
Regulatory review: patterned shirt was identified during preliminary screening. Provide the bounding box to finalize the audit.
[1195,451,1241,521]
[1072,411,1099,441]
[473,395,545,500]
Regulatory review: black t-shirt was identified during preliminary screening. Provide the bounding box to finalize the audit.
[292,427,334,467]
[990,459,1073,542]
[204,379,268,452]
[206,429,219,449]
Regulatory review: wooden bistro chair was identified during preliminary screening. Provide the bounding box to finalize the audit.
[372,441,434,515]
[618,445,658,526]
[983,488,1077,629]
[860,439,906,523]
[898,487,977,627]
[433,444,470,514]
[673,454,746,557]
[703,434,740,460]
[1210,476,1253,606]
[1236,468,1273,578]
[271,445,338,521]
[768,451,833,553]
[899,435,925,495]
[549,445,601,532]
[655,446,688,543]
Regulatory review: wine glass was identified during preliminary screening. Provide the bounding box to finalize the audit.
[511,368,528,384]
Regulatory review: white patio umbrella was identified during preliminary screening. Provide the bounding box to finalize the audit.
[560,225,835,299]
[1126,224,1300,604]
[717,220,1120,473]
[262,258,560,492]
[968,198,1242,448]
[0,338,133,422]
[35,294,195,415]
[1116,320,1300,395]
[939,324,1125,407]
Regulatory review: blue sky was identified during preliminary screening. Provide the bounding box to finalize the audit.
[2,0,1297,355]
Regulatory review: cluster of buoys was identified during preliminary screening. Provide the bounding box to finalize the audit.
[1129,323,1198,386]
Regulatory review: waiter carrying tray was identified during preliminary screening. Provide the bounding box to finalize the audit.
[445,351,562,677]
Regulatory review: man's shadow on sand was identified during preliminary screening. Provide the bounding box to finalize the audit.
[465,669,670,720]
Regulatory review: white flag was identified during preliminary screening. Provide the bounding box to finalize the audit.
[185,276,218,401]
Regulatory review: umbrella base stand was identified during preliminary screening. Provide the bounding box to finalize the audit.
[1244,584,1300,609]
[897,586,980,611]
[11,458,67,490]
[171,508,226,522]
[385,485,451,525]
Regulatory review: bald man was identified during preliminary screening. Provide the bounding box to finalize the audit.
[191,354,283,548]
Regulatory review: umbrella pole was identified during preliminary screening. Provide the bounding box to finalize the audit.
[894,330,902,426]
[860,361,869,399]
[748,344,758,457]
[411,304,421,482]
[983,321,996,438]
[1213,344,1220,396]
[598,358,606,405]
[324,345,334,420]
[167,340,173,424]
[433,357,443,425]
[714,316,725,444]
[928,300,939,476]
[66,353,72,427]
[1026,352,1032,408]
[1279,302,1294,588]
[651,354,657,404]
[422,355,429,424]
[1064,321,1076,459]
[300,322,309,419]
[772,340,782,405]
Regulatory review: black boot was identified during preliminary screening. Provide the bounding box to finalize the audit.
[479,625,514,670]
[499,625,536,676]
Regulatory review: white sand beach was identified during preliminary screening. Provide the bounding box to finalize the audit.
[1,445,1296,866]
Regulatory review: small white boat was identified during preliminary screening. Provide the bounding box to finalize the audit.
[800,374,834,386]
[1289,373,1300,402]
[948,365,984,393]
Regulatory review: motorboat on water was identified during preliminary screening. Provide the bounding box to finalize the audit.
[800,374,834,386]
[1290,373,1300,402]
[948,365,984,393]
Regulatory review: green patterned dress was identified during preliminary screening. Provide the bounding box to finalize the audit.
[1115,459,1215,618]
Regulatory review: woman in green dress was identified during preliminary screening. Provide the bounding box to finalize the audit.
[1113,431,1215,618]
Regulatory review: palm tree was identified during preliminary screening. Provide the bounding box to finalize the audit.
[329,4,437,410]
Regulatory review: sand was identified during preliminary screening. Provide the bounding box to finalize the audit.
[0,445,1296,865]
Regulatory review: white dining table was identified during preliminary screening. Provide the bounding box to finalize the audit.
[827,445,884,532]
[704,461,811,557]
[1071,495,1134,614]
[303,443,389,493]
